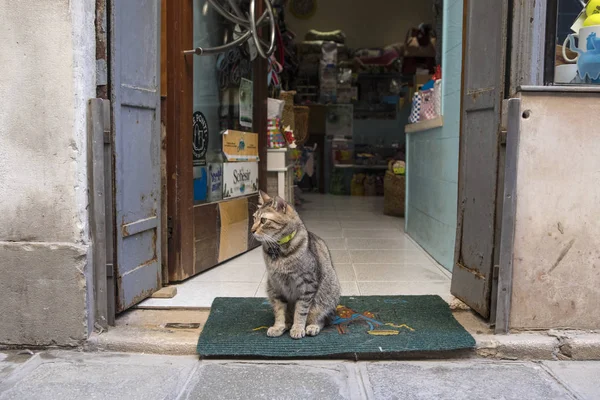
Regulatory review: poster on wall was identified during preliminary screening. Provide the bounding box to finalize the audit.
[239,78,253,128]
[192,111,209,166]
[222,161,259,199]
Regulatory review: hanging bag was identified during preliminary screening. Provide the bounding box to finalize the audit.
[420,89,436,120]
[409,91,422,124]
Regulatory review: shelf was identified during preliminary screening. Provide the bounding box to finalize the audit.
[193,192,257,208]
[405,116,444,134]
[357,73,410,80]
[333,164,388,170]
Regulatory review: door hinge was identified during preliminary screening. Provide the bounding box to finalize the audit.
[499,130,507,146]
[106,263,114,278]
[167,216,173,239]
[493,264,500,280]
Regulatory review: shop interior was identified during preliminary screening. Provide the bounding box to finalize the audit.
[552,0,600,84]
[141,0,453,309]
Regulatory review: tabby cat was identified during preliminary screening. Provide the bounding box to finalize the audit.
[251,191,341,339]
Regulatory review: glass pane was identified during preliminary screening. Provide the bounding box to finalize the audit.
[192,0,255,204]
[554,0,600,84]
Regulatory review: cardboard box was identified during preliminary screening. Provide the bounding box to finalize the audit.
[222,130,259,162]
[222,161,259,199]
[415,74,433,91]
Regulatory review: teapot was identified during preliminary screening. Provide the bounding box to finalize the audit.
[563,26,600,81]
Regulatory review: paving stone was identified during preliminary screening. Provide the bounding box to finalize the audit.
[180,362,352,400]
[364,361,573,400]
[543,361,600,400]
[0,352,197,400]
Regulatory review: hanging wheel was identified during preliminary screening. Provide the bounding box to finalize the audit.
[204,0,276,59]
[249,0,276,59]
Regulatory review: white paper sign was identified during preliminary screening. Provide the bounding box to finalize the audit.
[222,162,259,199]
[571,9,586,33]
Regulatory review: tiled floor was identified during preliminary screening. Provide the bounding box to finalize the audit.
[139,194,452,309]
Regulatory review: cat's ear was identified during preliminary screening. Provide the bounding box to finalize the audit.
[258,190,271,206]
[273,196,289,213]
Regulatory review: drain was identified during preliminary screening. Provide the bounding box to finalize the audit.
[163,323,201,329]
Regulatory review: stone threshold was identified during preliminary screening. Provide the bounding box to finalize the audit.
[81,308,600,361]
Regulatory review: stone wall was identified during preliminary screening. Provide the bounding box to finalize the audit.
[0,0,96,345]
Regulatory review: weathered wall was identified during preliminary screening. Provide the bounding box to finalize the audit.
[510,92,600,330]
[0,0,96,345]
[286,0,434,49]
[405,0,463,272]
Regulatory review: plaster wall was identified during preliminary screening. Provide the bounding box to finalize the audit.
[0,0,96,345]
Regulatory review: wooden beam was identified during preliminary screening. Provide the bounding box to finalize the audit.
[254,0,268,192]
[167,0,194,282]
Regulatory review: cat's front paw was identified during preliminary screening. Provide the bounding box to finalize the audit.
[306,324,321,336]
[267,325,287,337]
[290,325,306,339]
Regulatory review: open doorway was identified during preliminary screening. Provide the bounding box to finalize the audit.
[138,0,459,310]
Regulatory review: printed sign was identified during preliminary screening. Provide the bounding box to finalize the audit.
[207,162,223,203]
[239,78,253,128]
[192,111,209,166]
[222,162,259,199]
[222,130,259,162]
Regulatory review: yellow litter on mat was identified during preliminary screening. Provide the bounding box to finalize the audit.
[367,330,400,336]
[385,323,415,331]
[252,326,269,331]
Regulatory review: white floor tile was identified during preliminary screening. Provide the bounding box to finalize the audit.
[324,238,347,250]
[343,229,404,239]
[190,262,265,283]
[144,194,452,309]
[334,264,357,282]
[340,281,361,296]
[310,226,344,239]
[340,220,403,230]
[345,238,418,250]
[304,221,342,230]
[226,247,265,264]
[255,283,268,297]
[353,264,450,282]
[350,249,433,264]
[358,281,452,301]
[138,282,260,309]
[330,250,351,264]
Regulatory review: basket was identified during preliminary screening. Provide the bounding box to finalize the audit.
[279,90,296,105]
[280,91,296,132]
[293,106,310,145]
[383,170,405,217]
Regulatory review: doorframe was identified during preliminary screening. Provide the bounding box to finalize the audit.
[493,0,548,333]
[165,0,268,282]
[166,0,195,282]
[452,0,509,321]
[453,0,548,331]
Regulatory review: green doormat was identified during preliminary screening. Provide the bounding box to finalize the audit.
[197,296,475,359]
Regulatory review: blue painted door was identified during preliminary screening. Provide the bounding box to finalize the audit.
[451,0,506,319]
[110,0,162,311]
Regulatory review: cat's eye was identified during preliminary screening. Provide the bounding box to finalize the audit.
[260,217,267,224]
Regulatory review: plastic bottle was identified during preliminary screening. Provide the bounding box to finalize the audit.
[207,150,224,203]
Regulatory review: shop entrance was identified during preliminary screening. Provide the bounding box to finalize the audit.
[138,0,460,311]
[104,0,509,335]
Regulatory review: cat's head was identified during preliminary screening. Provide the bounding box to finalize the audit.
[251,190,300,243]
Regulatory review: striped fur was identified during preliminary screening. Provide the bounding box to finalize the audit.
[251,191,341,339]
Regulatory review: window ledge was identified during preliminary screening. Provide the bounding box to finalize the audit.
[405,116,444,134]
